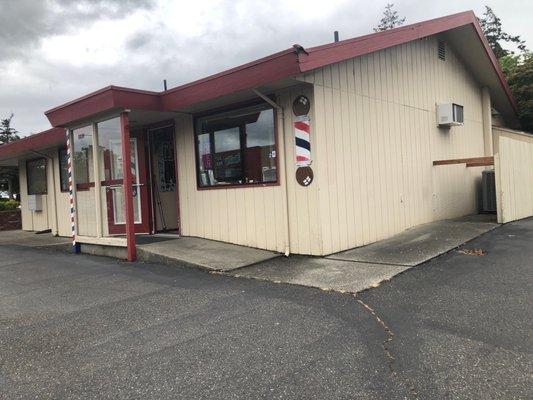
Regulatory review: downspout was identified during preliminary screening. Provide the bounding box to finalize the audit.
[253,89,291,256]
[29,149,59,236]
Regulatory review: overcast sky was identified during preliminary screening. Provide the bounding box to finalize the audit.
[1,0,531,136]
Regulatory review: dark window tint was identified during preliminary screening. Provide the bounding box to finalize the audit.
[27,158,47,195]
[59,148,69,192]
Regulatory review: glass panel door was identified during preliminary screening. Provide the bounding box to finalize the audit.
[108,138,141,225]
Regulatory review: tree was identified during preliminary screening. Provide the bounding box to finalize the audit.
[501,53,533,131]
[0,113,20,145]
[479,6,527,59]
[0,114,21,199]
[374,3,406,32]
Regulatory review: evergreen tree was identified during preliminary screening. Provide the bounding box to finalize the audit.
[501,53,533,131]
[0,114,21,199]
[479,6,527,59]
[0,114,20,145]
[374,3,406,32]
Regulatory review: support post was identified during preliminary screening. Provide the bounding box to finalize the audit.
[91,122,103,238]
[481,87,493,156]
[120,111,137,261]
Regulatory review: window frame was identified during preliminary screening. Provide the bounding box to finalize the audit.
[26,157,48,195]
[193,99,280,190]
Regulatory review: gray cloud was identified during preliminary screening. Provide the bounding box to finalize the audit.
[0,0,155,62]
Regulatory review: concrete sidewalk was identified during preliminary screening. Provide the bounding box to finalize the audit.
[0,230,71,250]
[230,214,499,293]
[137,236,280,271]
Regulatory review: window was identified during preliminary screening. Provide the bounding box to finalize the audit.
[27,158,47,195]
[196,103,277,187]
[59,148,69,192]
[72,126,91,186]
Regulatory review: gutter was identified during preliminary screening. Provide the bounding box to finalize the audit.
[253,89,291,257]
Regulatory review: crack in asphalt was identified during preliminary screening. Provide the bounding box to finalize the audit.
[354,295,419,399]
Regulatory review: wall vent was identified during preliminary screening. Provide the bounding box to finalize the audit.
[438,40,446,60]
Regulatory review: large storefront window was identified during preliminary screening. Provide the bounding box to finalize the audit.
[26,158,47,195]
[196,103,277,187]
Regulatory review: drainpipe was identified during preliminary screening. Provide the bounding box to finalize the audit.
[30,149,59,236]
[481,87,493,156]
[253,89,291,256]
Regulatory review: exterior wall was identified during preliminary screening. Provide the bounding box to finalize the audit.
[19,149,70,236]
[494,127,533,223]
[299,36,486,254]
[175,84,323,254]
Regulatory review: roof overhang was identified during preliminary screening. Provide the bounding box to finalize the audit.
[45,86,162,128]
[43,10,519,129]
[0,128,65,166]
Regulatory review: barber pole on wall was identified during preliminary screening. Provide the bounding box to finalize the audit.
[292,95,314,186]
[294,115,311,167]
[66,130,80,253]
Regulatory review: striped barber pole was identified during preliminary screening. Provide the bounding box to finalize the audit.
[66,130,80,253]
[294,115,311,166]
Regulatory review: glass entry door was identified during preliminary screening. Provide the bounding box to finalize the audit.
[100,123,150,235]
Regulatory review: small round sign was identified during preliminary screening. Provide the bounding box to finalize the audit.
[292,95,310,116]
[296,166,314,187]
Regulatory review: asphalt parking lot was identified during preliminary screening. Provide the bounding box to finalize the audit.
[1,218,532,399]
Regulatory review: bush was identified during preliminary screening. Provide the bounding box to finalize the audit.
[0,200,20,211]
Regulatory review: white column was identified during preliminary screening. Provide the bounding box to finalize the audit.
[481,87,493,156]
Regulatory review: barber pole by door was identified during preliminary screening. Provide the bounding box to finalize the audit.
[66,130,80,253]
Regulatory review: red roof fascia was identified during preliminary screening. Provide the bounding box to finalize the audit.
[299,10,517,112]
[44,10,517,128]
[45,86,162,127]
[0,127,65,160]
[161,49,300,110]
[300,11,475,70]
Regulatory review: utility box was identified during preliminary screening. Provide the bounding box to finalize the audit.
[437,103,464,126]
[481,169,497,213]
[28,194,43,212]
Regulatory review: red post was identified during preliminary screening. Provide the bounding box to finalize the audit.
[120,112,137,261]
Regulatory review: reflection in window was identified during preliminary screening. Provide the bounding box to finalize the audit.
[72,126,91,185]
[196,104,277,187]
[97,117,123,181]
[59,148,69,192]
[152,128,176,192]
[26,158,47,195]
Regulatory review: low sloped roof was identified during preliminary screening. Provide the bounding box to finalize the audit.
[1,9,520,162]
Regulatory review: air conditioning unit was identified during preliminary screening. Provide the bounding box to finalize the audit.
[437,103,464,126]
[28,194,43,212]
[481,169,497,213]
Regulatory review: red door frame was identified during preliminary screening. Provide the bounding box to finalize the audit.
[103,123,151,237]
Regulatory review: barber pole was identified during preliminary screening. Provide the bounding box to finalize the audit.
[66,130,80,253]
[294,115,311,166]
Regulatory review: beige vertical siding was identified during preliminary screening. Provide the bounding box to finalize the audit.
[175,84,323,254]
[19,149,70,235]
[494,127,533,223]
[299,36,486,254]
